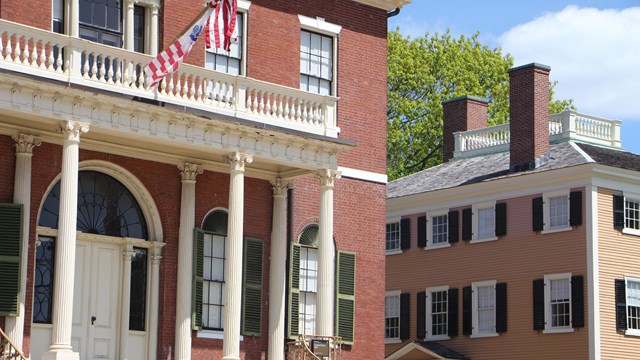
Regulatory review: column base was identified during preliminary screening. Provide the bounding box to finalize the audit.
[222,356,240,360]
[41,350,80,360]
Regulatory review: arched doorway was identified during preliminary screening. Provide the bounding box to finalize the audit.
[31,168,161,360]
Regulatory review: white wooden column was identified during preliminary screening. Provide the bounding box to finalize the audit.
[5,134,40,352]
[148,246,162,360]
[150,5,159,56]
[175,163,203,360]
[119,244,134,360]
[43,121,89,360]
[67,0,79,37]
[315,169,340,336]
[222,152,253,360]
[124,0,135,51]
[268,179,291,360]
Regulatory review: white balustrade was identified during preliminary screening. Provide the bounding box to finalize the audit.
[0,19,339,137]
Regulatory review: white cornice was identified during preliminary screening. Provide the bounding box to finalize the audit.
[353,0,411,11]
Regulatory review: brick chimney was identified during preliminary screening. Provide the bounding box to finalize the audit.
[508,63,551,172]
[442,95,488,162]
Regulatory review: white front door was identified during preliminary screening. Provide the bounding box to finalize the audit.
[72,240,121,359]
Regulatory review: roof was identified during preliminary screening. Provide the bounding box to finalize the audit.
[385,341,470,360]
[387,141,640,199]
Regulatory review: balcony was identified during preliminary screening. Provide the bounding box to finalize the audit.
[0,19,339,138]
[453,110,622,159]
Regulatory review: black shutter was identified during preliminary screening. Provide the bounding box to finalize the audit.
[462,286,472,335]
[0,204,23,317]
[448,210,459,243]
[241,237,263,336]
[571,275,584,328]
[336,250,356,344]
[417,291,426,339]
[496,283,507,333]
[400,293,410,340]
[532,197,544,231]
[417,216,427,248]
[533,279,545,330]
[615,278,628,331]
[448,288,459,337]
[614,194,625,230]
[287,243,301,339]
[495,202,507,236]
[462,208,472,241]
[569,191,583,226]
[191,228,205,330]
[400,218,411,250]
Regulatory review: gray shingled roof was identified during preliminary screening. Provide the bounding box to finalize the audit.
[387,141,592,199]
[578,143,640,172]
[418,341,471,360]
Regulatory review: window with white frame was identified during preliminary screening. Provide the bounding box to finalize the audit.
[201,210,228,331]
[472,281,496,336]
[548,195,569,229]
[426,286,448,340]
[546,274,571,330]
[299,246,318,335]
[298,15,341,96]
[205,1,250,76]
[385,291,400,341]
[627,279,640,333]
[625,197,640,231]
[427,212,448,248]
[386,221,400,252]
[472,202,496,242]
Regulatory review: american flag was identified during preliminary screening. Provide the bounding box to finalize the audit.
[205,0,238,52]
[144,0,237,88]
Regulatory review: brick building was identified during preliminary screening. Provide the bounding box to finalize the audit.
[0,0,410,359]
[385,63,640,359]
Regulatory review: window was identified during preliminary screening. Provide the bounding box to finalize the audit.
[626,198,640,230]
[533,274,584,332]
[129,247,148,331]
[299,246,318,335]
[79,0,123,47]
[548,195,569,229]
[385,291,400,342]
[205,8,246,75]
[53,0,64,34]
[471,202,496,242]
[133,5,145,53]
[534,190,582,233]
[426,286,449,340]
[427,212,449,248]
[201,210,228,331]
[616,277,640,335]
[616,194,640,235]
[386,221,400,252]
[33,237,55,323]
[627,279,640,333]
[463,280,507,337]
[475,283,495,334]
[298,15,341,96]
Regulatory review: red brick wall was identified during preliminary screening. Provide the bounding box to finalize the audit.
[509,64,550,170]
[0,0,51,30]
[442,97,489,162]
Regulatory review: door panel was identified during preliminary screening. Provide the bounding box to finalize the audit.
[89,243,120,359]
[71,242,90,357]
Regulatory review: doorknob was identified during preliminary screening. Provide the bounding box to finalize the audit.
[91,316,96,325]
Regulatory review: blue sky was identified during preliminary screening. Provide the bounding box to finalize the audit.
[389,1,640,154]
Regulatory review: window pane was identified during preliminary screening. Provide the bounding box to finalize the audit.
[321,36,332,59]
[53,0,64,20]
[477,285,495,332]
[549,196,569,228]
[310,33,321,56]
[319,80,331,96]
[432,215,448,245]
[430,291,448,336]
[33,237,55,324]
[129,248,147,331]
[300,30,333,95]
[625,199,640,230]
[385,295,400,339]
[478,208,495,239]
[550,278,570,328]
[386,222,400,251]
[628,280,640,330]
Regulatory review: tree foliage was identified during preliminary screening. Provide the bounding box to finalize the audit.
[387,30,574,180]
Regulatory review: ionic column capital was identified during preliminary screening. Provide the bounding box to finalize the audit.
[270,178,292,198]
[12,133,41,155]
[224,152,253,172]
[57,120,89,142]
[178,162,204,182]
[315,169,341,188]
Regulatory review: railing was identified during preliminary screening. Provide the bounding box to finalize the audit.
[453,110,622,158]
[0,328,26,360]
[286,335,342,360]
[0,19,339,137]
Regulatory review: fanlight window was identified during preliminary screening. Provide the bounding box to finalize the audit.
[39,170,148,239]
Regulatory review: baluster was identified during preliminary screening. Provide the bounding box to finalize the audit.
[225,82,233,107]
[5,34,12,62]
[13,35,22,64]
[264,92,272,116]
[39,41,46,69]
[301,101,309,124]
[203,79,212,104]
[159,75,167,94]
[123,60,131,87]
[295,100,302,123]
[30,39,38,67]
[195,77,203,102]
[55,44,63,73]
[21,36,30,65]
[176,74,184,99]
[246,88,253,112]
[188,76,196,101]
[167,74,175,97]
[258,91,265,114]
[114,58,122,85]
[276,95,283,119]
[90,53,98,80]
[0,34,4,61]
[81,51,89,78]
[282,96,290,120]
[106,58,114,84]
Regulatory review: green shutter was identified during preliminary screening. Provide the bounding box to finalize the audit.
[242,237,263,336]
[0,203,23,317]
[287,243,301,339]
[335,250,356,345]
[191,228,204,330]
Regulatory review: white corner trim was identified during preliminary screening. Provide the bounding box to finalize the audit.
[570,141,595,163]
[298,14,342,35]
[337,166,387,184]
[587,184,600,360]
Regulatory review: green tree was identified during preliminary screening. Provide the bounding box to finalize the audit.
[387,30,574,180]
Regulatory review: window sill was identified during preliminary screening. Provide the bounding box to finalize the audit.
[543,327,574,334]
[541,226,572,234]
[386,249,403,256]
[197,330,244,341]
[622,228,640,236]
[625,329,640,337]
[470,332,499,338]
[470,236,498,244]
[384,338,402,344]
[425,243,450,250]
[426,335,450,341]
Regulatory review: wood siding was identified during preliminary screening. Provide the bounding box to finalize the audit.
[597,188,640,358]
[386,191,589,359]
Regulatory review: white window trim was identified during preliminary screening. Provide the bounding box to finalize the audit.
[298,15,340,96]
[197,330,244,341]
[471,201,497,243]
[543,273,574,334]
[385,290,402,344]
[425,285,450,341]
[625,276,640,336]
[426,210,450,250]
[471,280,498,338]
[622,192,640,236]
[541,190,572,234]
[385,217,402,255]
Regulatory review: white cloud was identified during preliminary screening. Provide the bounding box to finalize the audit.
[499,5,640,122]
